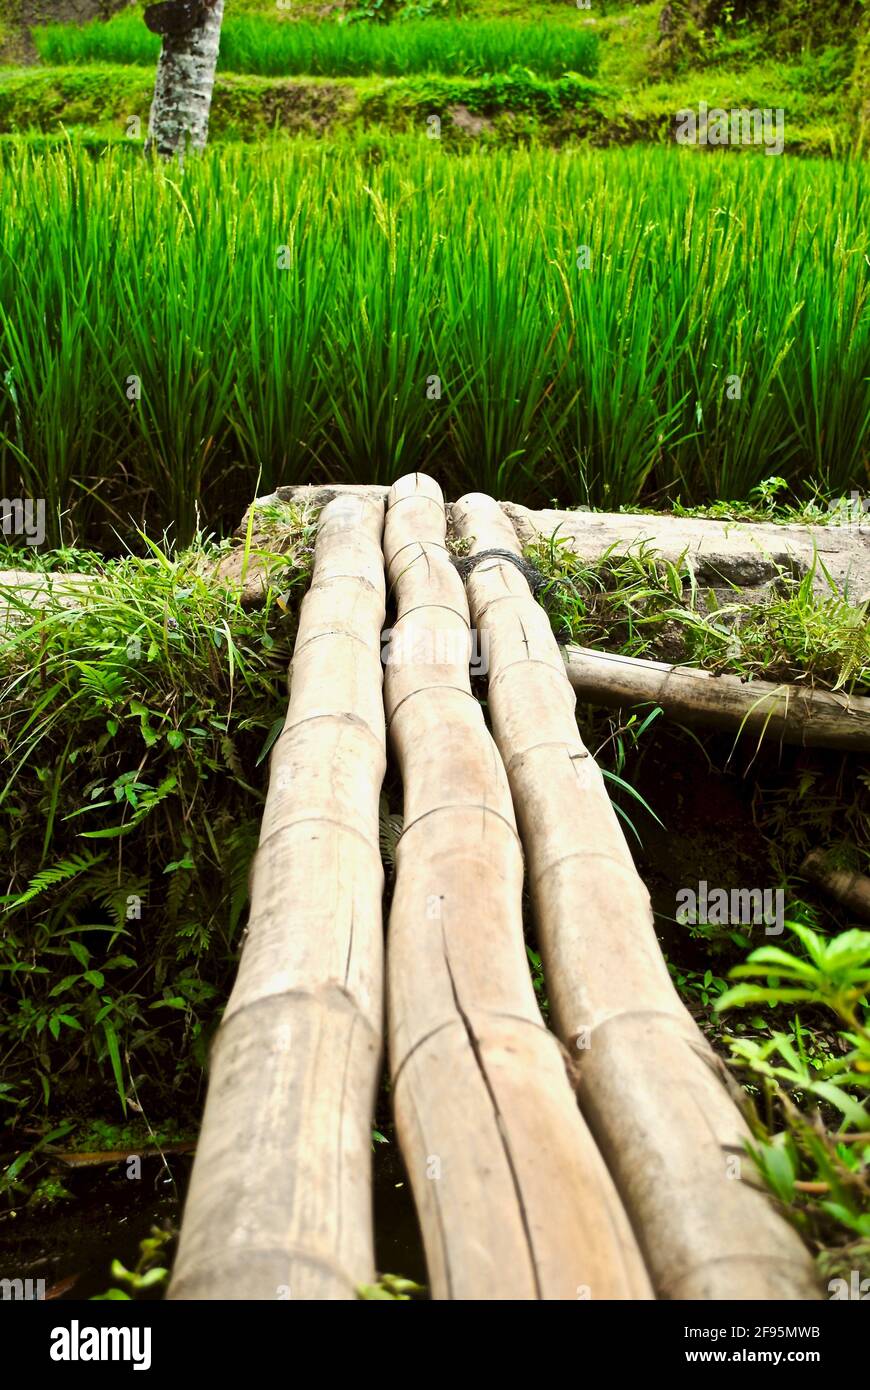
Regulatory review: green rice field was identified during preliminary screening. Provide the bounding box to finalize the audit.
[32,12,600,79]
[1,139,866,545]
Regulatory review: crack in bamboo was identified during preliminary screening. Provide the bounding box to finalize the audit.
[452,488,821,1301]
[384,471,652,1301]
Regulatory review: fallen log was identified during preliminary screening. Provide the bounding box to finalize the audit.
[561,645,870,751]
[452,489,820,1301]
[503,501,870,605]
[383,472,652,1301]
[801,849,870,922]
[169,493,387,1300]
[49,1143,196,1168]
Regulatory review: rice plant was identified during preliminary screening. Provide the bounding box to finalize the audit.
[0,140,866,545]
[33,14,601,79]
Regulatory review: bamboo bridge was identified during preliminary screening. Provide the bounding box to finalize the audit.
[166,472,832,1301]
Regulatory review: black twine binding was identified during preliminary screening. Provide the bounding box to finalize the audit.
[450,548,574,643]
[450,548,552,596]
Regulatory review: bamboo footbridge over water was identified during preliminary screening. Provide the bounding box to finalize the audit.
[168,473,821,1302]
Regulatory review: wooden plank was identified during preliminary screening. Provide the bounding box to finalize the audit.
[562,644,870,751]
[383,472,652,1301]
[168,493,387,1300]
[452,490,821,1301]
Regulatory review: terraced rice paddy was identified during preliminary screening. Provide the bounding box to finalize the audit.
[1,142,866,545]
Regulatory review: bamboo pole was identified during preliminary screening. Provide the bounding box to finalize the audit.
[562,644,870,751]
[801,849,870,921]
[383,473,652,1301]
[452,490,820,1301]
[169,493,387,1300]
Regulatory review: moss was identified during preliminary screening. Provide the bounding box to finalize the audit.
[0,47,858,154]
[768,0,865,55]
[650,0,864,85]
[0,65,609,139]
[356,69,608,128]
[212,74,354,139]
[0,65,153,133]
[0,0,26,62]
[0,66,355,138]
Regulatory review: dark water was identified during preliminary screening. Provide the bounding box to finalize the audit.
[1,1138,427,1301]
[0,1155,185,1302]
[372,1141,428,1288]
[614,725,800,963]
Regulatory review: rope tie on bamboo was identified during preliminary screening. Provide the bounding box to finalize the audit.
[450,548,550,595]
[451,549,577,643]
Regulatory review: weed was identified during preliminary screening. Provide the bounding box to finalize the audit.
[0,529,307,1122]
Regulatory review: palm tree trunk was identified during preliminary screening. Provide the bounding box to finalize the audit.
[146,0,224,158]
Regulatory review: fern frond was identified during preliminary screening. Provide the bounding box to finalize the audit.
[93,877,150,931]
[378,794,403,869]
[222,817,259,941]
[3,851,108,911]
